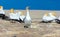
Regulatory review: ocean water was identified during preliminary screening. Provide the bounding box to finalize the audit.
[0,0,60,10]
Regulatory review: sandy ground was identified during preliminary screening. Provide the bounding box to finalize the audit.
[0,10,60,37]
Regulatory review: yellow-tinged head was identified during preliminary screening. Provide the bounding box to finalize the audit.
[44,12,48,16]
[52,12,56,16]
[10,8,14,13]
[0,6,3,10]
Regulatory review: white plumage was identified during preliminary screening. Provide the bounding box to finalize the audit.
[0,6,5,14]
[58,17,60,20]
[49,12,56,20]
[9,9,20,20]
[55,16,60,24]
[24,7,31,27]
[42,12,57,23]
[18,12,25,21]
[9,13,20,20]
[0,6,6,19]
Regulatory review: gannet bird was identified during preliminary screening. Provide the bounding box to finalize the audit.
[49,12,57,20]
[9,8,20,22]
[18,11,25,23]
[41,12,55,23]
[55,16,60,24]
[0,6,6,19]
[24,7,31,28]
[41,12,57,23]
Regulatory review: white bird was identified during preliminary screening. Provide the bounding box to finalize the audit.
[0,6,5,14]
[18,11,25,23]
[9,8,20,22]
[42,12,56,23]
[49,12,57,20]
[55,16,60,24]
[24,7,31,28]
[0,6,6,19]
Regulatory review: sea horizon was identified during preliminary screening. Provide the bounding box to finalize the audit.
[0,0,60,10]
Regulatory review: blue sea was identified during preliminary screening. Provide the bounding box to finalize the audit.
[0,0,60,10]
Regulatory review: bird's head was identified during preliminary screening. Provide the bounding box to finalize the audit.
[44,12,48,16]
[10,8,14,13]
[52,12,56,16]
[0,6,3,10]
[26,6,29,10]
